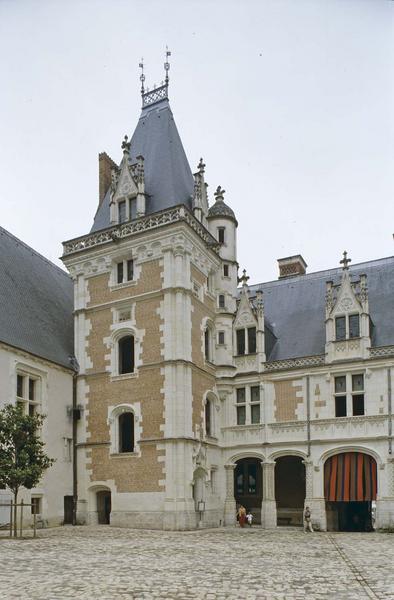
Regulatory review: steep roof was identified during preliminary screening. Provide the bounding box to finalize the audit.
[248,256,394,361]
[0,227,74,369]
[91,97,195,232]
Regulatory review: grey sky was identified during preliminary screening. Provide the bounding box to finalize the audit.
[0,0,393,283]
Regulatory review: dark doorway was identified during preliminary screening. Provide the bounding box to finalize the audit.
[234,458,262,524]
[324,452,377,532]
[64,495,74,525]
[326,501,373,531]
[97,491,111,524]
[275,456,305,526]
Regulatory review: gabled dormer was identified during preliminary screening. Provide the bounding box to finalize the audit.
[109,136,145,225]
[325,251,371,362]
[234,270,265,372]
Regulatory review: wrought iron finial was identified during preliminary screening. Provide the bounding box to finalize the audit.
[238,269,250,287]
[121,135,131,154]
[198,158,205,174]
[340,250,351,270]
[214,186,225,201]
[164,46,171,86]
[139,58,145,95]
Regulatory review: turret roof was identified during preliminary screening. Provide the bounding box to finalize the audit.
[91,97,194,232]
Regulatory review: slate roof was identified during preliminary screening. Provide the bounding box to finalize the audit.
[207,199,237,222]
[0,227,74,369]
[248,256,394,361]
[91,97,195,232]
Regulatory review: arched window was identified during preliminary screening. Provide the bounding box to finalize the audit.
[118,335,135,374]
[204,328,211,361]
[205,399,212,436]
[118,412,134,453]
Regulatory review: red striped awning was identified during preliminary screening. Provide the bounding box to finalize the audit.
[324,452,377,502]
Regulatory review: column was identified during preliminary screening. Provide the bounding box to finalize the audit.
[376,458,394,530]
[303,460,326,531]
[224,464,236,526]
[261,461,277,529]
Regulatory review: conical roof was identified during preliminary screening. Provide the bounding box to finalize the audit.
[91,97,194,232]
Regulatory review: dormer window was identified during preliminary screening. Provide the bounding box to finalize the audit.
[236,327,256,355]
[118,200,126,223]
[335,314,360,341]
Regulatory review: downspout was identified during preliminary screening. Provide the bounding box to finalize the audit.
[69,356,80,526]
[306,375,311,457]
[72,371,78,525]
[388,368,392,455]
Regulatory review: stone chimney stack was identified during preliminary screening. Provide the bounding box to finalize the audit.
[277,255,307,279]
[98,152,118,207]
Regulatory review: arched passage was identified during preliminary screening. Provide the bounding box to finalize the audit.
[324,452,377,531]
[234,457,262,524]
[275,456,305,526]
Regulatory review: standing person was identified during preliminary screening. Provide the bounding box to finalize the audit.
[303,506,314,532]
[238,505,246,528]
[246,510,253,527]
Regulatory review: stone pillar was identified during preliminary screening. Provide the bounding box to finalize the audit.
[224,464,236,526]
[303,460,327,531]
[376,459,394,530]
[261,461,277,529]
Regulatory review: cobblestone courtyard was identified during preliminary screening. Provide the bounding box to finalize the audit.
[0,526,393,599]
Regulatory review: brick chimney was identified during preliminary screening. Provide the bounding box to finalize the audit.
[277,255,307,279]
[98,152,117,207]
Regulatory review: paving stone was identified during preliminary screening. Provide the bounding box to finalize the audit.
[0,526,392,599]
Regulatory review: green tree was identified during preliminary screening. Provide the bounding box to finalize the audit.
[0,404,54,536]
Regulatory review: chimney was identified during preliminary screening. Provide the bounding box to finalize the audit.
[99,152,118,206]
[277,255,307,279]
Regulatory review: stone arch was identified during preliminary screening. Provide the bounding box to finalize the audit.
[87,483,113,525]
[228,451,264,465]
[318,445,383,469]
[267,449,308,462]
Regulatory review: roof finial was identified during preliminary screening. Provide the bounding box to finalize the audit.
[214,186,225,202]
[198,158,205,174]
[340,250,351,270]
[121,135,131,155]
[164,46,171,86]
[139,58,145,95]
[238,269,250,287]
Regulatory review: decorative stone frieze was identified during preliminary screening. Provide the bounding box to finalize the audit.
[264,355,326,372]
[62,205,220,257]
[370,346,394,358]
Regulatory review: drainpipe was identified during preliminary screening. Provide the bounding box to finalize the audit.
[388,368,392,455]
[306,375,311,457]
[69,356,80,526]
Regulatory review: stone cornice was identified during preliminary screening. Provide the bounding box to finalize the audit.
[62,204,220,258]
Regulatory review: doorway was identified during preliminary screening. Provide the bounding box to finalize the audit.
[64,495,74,525]
[234,458,262,524]
[275,456,305,526]
[324,452,377,532]
[97,490,111,524]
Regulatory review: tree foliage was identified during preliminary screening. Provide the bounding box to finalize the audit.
[0,404,54,499]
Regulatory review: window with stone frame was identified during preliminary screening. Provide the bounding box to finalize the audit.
[334,373,365,417]
[205,399,212,437]
[223,264,229,277]
[217,227,225,244]
[116,258,134,284]
[118,412,134,453]
[236,388,246,425]
[218,331,225,345]
[31,496,42,515]
[16,373,40,416]
[204,325,214,362]
[236,385,261,426]
[218,294,225,309]
[236,327,257,355]
[118,335,135,374]
[118,200,126,223]
[335,314,360,341]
